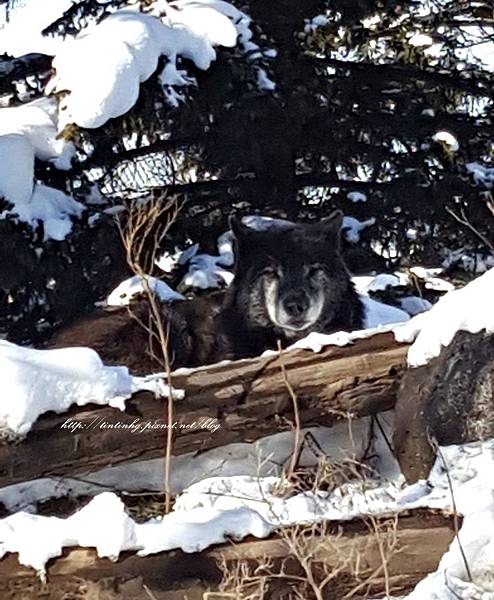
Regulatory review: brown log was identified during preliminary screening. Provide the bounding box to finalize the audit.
[0,332,409,488]
[0,510,456,599]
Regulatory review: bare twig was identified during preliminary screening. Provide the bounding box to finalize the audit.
[276,340,302,481]
[445,205,494,253]
[117,193,181,514]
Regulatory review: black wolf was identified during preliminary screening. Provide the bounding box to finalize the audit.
[220,210,364,359]
[49,212,364,371]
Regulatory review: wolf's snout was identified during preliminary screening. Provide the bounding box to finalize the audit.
[283,291,310,318]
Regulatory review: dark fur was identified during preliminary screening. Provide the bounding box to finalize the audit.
[220,212,364,359]
[49,214,363,372]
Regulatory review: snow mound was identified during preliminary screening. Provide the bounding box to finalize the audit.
[0,98,75,169]
[342,216,376,243]
[18,184,84,241]
[106,275,185,306]
[48,2,273,128]
[0,341,182,438]
[0,98,81,240]
[362,295,410,328]
[395,267,494,366]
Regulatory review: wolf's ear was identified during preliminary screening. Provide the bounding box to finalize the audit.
[229,216,252,242]
[318,210,344,246]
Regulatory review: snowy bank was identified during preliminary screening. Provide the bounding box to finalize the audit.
[1,436,493,594]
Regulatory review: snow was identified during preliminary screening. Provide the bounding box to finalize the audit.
[409,32,434,47]
[180,252,234,290]
[364,273,404,292]
[0,98,81,240]
[47,2,273,128]
[442,249,494,274]
[17,184,84,241]
[0,419,372,513]
[346,190,367,203]
[0,340,183,438]
[466,161,494,188]
[395,266,494,367]
[2,431,494,597]
[0,98,75,169]
[106,275,184,306]
[409,266,455,292]
[362,295,410,328]
[433,130,460,152]
[342,216,376,242]
[0,0,77,57]
[399,295,432,316]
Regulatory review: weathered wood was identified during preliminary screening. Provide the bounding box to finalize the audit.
[0,332,409,488]
[394,330,494,483]
[0,511,456,599]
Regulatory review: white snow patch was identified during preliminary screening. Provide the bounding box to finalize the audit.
[396,267,494,366]
[47,3,274,128]
[0,98,81,240]
[433,130,459,151]
[0,98,75,169]
[342,216,376,243]
[0,341,182,438]
[409,266,455,292]
[409,32,434,47]
[106,275,184,307]
[466,161,494,188]
[16,184,84,242]
[346,190,367,203]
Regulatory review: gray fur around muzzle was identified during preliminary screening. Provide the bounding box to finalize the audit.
[263,277,324,332]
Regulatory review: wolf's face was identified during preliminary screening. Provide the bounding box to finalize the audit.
[229,211,350,338]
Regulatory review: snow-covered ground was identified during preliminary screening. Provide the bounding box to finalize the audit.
[0,421,493,599]
[0,264,493,596]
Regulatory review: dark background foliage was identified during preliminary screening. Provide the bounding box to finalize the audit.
[0,0,493,342]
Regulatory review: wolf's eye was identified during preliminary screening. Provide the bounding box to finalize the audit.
[307,265,323,279]
[262,266,277,278]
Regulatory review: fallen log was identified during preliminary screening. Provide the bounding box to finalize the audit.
[0,332,409,488]
[0,510,456,599]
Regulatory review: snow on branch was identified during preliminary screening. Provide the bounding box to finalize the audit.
[46,1,275,129]
[0,97,83,240]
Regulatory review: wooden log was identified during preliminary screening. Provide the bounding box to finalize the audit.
[0,510,456,599]
[0,332,409,488]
